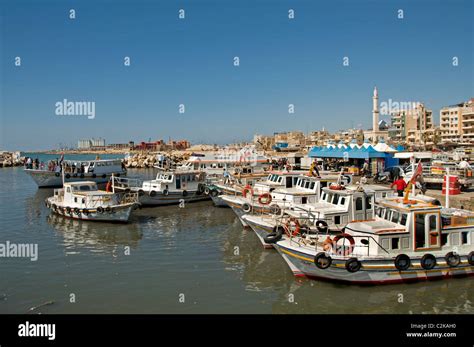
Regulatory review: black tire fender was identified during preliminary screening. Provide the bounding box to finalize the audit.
[263,226,283,244]
[394,254,411,271]
[420,254,437,270]
[314,252,332,269]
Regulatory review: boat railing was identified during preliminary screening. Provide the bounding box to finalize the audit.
[112,176,142,190]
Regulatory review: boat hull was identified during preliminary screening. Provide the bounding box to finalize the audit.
[25,170,125,188]
[274,242,474,285]
[138,191,210,206]
[242,216,275,248]
[210,194,229,207]
[46,200,135,223]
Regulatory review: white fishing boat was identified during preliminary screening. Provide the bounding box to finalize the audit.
[115,170,210,206]
[45,181,139,222]
[272,196,474,284]
[25,159,126,188]
[155,147,271,176]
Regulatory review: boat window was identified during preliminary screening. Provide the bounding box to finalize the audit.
[461,232,469,244]
[376,207,385,218]
[400,214,407,226]
[293,177,299,185]
[339,197,346,205]
[415,214,426,248]
[277,177,282,183]
[334,215,341,225]
[366,196,372,210]
[332,194,339,205]
[310,182,315,190]
[74,197,77,203]
[321,192,327,201]
[305,181,310,189]
[441,233,448,246]
[355,197,363,210]
[429,215,437,230]
[391,238,400,250]
[391,211,400,223]
[66,187,71,193]
[302,197,308,204]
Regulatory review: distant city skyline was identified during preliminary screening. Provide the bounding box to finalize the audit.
[1,0,473,151]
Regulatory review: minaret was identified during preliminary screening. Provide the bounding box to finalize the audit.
[372,86,379,132]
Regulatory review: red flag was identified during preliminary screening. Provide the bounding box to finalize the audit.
[410,161,423,184]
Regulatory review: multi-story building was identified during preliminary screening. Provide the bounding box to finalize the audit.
[440,99,474,144]
[78,138,106,149]
[389,103,434,146]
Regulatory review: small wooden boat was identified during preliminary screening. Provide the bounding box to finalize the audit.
[45,181,139,223]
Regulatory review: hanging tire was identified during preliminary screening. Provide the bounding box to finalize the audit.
[468,251,474,266]
[445,252,461,267]
[394,254,411,271]
[80,174,85,178]
[316,220,329,233]
[242,203,252,213]
[102,174,106,179]
[97,206,104,214]
[263,226,283,244]
[197,184,205,194]
[299,224,311,237]
[74,208,81,215]
[92,174,97,178]
[182,190,188,197]
[65,174,71,179]
[210,189,219,198]
[65,206,71,214]
[55,172,60,177]
[204,187,210,195]
[345,258,361,273]
[314,252,332,269]
[73,173,78,178]
[105,206,112,213]
[149,190,157,197]
[420,254,437,270]
[163,189,169,196]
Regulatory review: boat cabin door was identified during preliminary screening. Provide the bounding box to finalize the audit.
[353,195,374,221]
[286,176,293,188]
[175,175,181,189]
[414,212,441,250]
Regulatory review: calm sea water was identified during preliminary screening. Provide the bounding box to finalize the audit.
[1,157,473,314]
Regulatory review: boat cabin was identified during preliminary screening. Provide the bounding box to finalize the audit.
[53,181,119,208]
[143,171,206,192]
[287,185,376,230]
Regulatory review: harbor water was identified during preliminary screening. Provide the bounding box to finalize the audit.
[1,156,473,314]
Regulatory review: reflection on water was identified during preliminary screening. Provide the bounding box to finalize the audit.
[0,166,473,314]
[47,214,143,256]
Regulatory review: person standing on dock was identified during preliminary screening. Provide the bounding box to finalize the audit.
[391,177,407,197]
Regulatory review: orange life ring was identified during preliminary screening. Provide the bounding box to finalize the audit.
[332,233,355,256]
[285,217,301,237]
[258,193,272,205]
[242,185,253,198]
[105,181,112,192]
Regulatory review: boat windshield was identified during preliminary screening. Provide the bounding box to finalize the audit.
[72,184,98,191]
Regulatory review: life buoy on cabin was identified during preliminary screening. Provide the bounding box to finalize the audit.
[445,252,461,267]
[345,258,361,273]
[242,185,253,198]
[285,217,301,237]
[394,254,411,271]
[332,233,355,256]
[258,193,272,205]
[314,252,332,269]
[420,254,437,270]
[105,181,112,192]
[316,220,329,233]
[263,226,284,244]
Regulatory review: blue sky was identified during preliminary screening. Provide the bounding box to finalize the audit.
[1,0,473,150]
